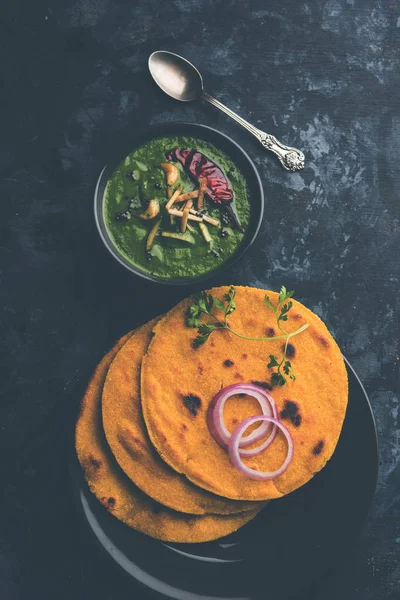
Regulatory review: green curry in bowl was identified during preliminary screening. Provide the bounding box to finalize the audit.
[103,135,251,280]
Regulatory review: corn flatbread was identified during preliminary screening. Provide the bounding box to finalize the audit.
[141,286,348,501]
[75,332,261,542]
[102,320,263,515]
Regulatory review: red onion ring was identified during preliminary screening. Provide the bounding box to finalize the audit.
[207,383,278,457]
[228,416,294,480]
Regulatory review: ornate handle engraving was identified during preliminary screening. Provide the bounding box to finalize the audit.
[257,132,305,172]
[202,92,305,172]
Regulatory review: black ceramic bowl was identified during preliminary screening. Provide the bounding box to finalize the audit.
[94,122,264,285]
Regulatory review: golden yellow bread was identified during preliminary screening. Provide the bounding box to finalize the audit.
[102,320,264,515]
[75,331,262,542]
[141,286,348,501]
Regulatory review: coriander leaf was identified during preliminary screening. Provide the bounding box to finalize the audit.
[205,293,214,312]
[187,317,202,328]
[224,286,236,303]
[280,301,293,316]
[290,374,296,381]
[271,372,286,387]
[264,295,275,312]
[278,286,287,304]
[198,323,215,335]
[214,298,225,311]
[224,286,236,315]
[226,300,236,315]
[189,304,200,317]
[278,286,295,304]
[267,355,279,368]
[278,301,293,322]
[196,292,209,313]
[283,362,291,375]
[193,335,208,347]
[197,299,206,313]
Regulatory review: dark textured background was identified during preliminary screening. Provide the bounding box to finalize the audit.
[1,0,400,598]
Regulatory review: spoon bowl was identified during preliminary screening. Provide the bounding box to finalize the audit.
[148,51,305,171]
[148,51,203,102]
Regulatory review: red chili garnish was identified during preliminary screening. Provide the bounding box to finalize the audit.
[166,149,233,205]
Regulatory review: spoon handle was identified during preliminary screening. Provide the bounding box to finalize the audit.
[202,92,305,172]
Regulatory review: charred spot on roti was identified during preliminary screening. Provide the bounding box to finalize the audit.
[89,456,102,470]
[181,423,188,431]
[267,327,276,337]
[281,400,299,416]
[234,372,244,380]
[312,440,325,455]
[242,353,248,359]
[285,343,296,358]
[198,365,204,375]
[224,359,234,367]
[182,394,202,416]
[118,425,147,457]
[292,414,302,427]
[316,334,330,348]
[292,312,303,320]
[107,497,116,507]
[251,380,273,391]
[280,400,302,426]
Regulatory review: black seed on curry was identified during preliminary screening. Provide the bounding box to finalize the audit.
[221,213,231,226]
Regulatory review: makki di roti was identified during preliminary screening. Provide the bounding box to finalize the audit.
[75,330,261,543]
[101,319,262,515]
[141,286,348,502]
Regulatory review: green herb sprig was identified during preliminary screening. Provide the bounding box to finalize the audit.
[265,286,296,386]
[186,285,309,386]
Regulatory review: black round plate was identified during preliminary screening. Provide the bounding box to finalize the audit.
[71,358,378,600]
[94,122,264,285]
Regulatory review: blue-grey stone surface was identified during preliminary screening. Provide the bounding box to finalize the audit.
[1,0,399,598]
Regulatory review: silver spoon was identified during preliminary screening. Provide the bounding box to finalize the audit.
[148,50,305,172]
